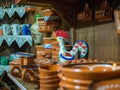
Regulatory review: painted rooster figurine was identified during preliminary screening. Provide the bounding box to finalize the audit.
[56,30,89,63]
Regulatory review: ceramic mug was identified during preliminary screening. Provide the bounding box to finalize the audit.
[10,24,21,35]
[0,26,3,35]
[2,24,11,35]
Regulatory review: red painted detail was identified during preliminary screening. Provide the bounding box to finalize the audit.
[64,52,72,57]
[74,45,79,48]
[82,46,86,49]
[72,49,76,52]
[78,42,83,46]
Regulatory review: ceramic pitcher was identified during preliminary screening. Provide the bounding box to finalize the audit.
[2,24,11,35]
[10,24,21,35]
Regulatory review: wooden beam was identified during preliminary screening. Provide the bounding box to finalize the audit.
[53,3,78,28]
[18,0,78,28]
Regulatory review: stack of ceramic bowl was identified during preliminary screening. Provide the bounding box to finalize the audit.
[59,63,120,90]
[39,64,60,90]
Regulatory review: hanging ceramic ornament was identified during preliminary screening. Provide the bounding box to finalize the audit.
[16,7,26,18]
[0,8,5,19]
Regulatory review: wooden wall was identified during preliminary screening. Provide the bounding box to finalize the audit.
[76,22,120,61]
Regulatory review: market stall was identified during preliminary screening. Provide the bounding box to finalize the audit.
[0,0,120,90]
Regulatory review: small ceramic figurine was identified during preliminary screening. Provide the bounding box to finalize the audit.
[56,30,89,63]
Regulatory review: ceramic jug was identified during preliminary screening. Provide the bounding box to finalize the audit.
[10,24,21,35]
[2,24,11,35]
[30,14,43,45]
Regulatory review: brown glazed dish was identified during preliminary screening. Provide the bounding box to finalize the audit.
[89,78,120,90]
[60,63,120,80]
[39,64,60,76]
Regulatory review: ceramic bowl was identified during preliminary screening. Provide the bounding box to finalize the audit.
[60,63,120,80]
[40,74,58,80]
[59,80,88,90]
[58,73,92,86]
[40,78,60,85]
[40,84,59,90]
[90,78,120,90]
[39,64,59,76]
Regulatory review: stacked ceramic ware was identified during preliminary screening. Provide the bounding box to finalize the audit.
[59,63,120,90]
[38,64,60,90]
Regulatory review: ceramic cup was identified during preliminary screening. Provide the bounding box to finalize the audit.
[10,24,21,35]
[2,24,11,35]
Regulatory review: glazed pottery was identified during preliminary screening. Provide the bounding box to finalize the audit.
[0,56,9,65]
[90,78,120,90]
[2,24,11,35]
[30,14,43,45]
[39,64,59,76]
[59,80,88,90]
[60,63,120,80]
[20,24,31,35]
[40,74,58,80]
[0,26,3,35]
[40,84,59,90]
[10,24,21,35]
[58,73,92,86]
[39,64,60,90]
[40,78,60,85]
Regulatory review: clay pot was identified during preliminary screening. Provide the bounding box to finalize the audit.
[60,63,120,80]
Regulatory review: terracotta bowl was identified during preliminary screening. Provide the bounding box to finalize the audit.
[40,74,58,80]
[40,84,59,90]
[60,63,120,80]
[90,78,120,90]
[40,78,60,85]
[58,73,92,86]
[39,64,60,76]
[59,80,88,90]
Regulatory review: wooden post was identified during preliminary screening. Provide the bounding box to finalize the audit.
[70,28,76,46]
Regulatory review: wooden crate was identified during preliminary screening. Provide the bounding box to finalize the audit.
[36,45,45,58]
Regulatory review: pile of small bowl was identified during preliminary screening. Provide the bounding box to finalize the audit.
[38,64,60,90]
[58,63,120,90]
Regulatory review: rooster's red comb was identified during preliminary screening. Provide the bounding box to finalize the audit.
[56,30,69,38]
